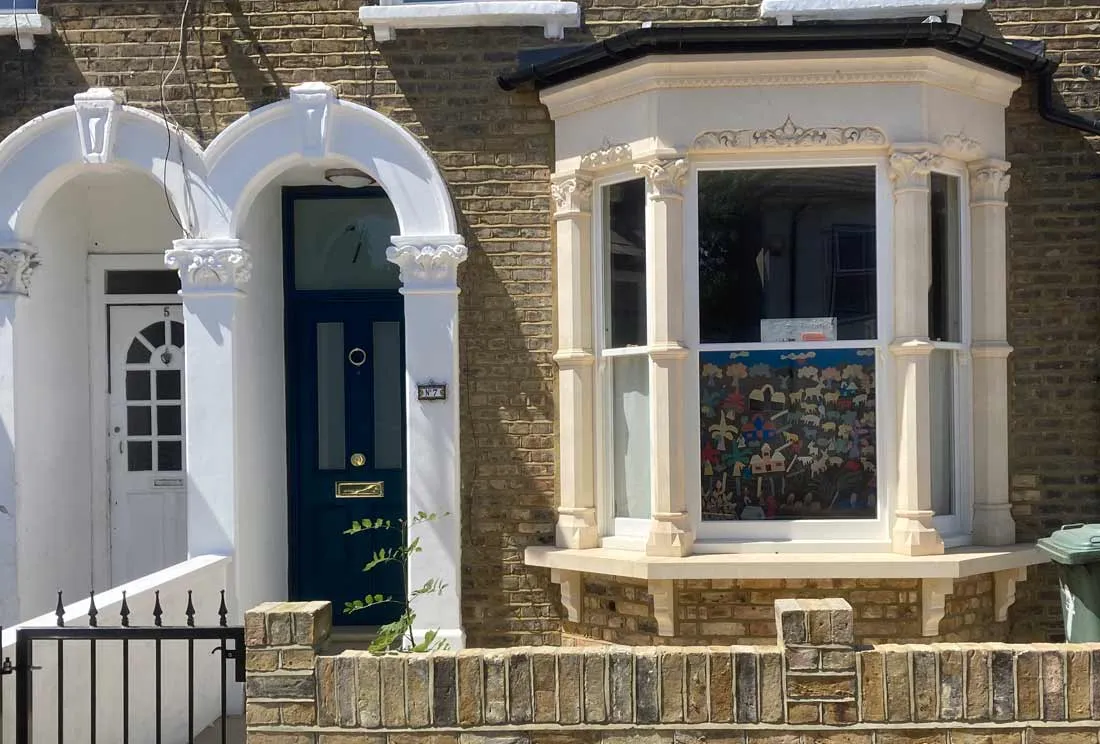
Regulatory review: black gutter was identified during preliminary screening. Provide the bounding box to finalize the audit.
[1038,70,1100,137]
[500,22,1100,138]
[498,23,1054,91]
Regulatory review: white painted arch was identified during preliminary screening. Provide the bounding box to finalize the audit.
[0,83,467,646]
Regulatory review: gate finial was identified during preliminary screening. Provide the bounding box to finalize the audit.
[87,591,98,628]
[153,590,163,627]
[54,590,64,627]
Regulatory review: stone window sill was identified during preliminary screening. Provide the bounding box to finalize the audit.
[759,0,984,25]
[528,544,1046,636]
[358,1,580,41]
[0,12,51,50]
[525,543,1045,581]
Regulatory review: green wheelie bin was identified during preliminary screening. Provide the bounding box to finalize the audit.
[1036,523,1100,642]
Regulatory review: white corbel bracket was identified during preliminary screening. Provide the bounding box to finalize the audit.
[650,579,677,637]
[359,1,580,42]
[921,577,954,636]
[994,566,1028,622]
[550,568,583,622]
[0,13,52,51]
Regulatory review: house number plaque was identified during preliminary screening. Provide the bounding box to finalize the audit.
[417,383,447,401]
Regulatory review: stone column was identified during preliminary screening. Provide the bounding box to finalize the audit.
[636,158,693,557]
[387,235,468,650]
[551,174,598,549]
[0,244,37,625]
[969,160,1015,545]
[888,150,944,556]
[165,239,251,567]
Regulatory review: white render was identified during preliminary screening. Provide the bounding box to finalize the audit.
[358,0,580,41]
[0,83,468,646]
[759,0,984,25]
[532,47,1043,596]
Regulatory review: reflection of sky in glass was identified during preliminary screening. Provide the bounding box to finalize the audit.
[5,2,39,11]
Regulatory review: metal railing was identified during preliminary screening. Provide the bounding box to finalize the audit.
[1,588,243,744]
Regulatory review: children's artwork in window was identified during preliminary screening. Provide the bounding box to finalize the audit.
[700,348,876,521]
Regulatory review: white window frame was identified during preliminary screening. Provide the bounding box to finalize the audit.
[682,154,896,546]
[928,161,975,545]
[358,0,580,42]
[593,172,655,548]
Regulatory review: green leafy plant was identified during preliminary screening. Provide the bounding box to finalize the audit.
[343,511,450,654]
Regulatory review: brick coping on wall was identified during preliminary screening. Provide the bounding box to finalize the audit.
[243,599,1100,741]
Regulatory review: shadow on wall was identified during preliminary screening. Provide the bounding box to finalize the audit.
[1003,75,1100,641]
[357,27,561,646]
[0,29,87,141]
[220,0,286,110]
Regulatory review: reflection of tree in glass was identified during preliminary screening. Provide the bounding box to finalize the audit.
[698,171,773,342]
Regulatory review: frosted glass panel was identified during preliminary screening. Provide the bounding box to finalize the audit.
[930,348,955,517]
[612,355,651,519]
[294,197,401,290]
[317,322,346,471]
[373,321,403,470]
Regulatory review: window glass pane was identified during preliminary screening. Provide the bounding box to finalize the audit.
[372,321,403,470]
[142,321,166,349]
[930,348,955,517]
[157,441,183,471]
[127,406,152,436]
[127,339,152,364]
[106,270,181,295]
[171,321,185,349]
[156,370,181,401]
[700,348,876,520]
[604,180,647,348]
[698,168,877,343]
[612,355,651,518]
[128,441,153,472]
[930,173,963,343]
[157,406,182,436]
[293,195,401,291]
[126,371,151,401]
[316,322,347,470]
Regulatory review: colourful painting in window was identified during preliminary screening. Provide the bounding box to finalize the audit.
[700,348,876,521]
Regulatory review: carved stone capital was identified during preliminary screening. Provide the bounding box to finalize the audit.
[694,117,887,151]
[579,142,632,171]
[635,158,688,199]
[386,235,468,293]
[74,88,124,165]
[969,160,1011,204]
[0,245,39,297]
[550,174,593,217]
[290,82,335,159]
[889,150,943,192]
[166,239,252,295]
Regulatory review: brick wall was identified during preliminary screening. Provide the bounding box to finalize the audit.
[244,599,1100,742]
[2,0,1100,647]
[562,575,1000,647]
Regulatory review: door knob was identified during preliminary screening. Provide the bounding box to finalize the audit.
[350,453,366,468]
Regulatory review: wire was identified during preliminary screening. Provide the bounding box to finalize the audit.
[159,0,194,237]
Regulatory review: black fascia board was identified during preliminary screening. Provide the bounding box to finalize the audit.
[498,23,1056,91]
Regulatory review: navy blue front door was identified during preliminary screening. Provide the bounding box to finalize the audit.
[284,187,406,627]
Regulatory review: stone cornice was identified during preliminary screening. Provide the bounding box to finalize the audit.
[693,117,887,152]
[635,158,688,199]
[386,235,468,294]
[0,244,39,297]
[166,238,252,295]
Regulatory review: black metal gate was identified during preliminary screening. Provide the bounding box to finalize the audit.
[1,589,244,744]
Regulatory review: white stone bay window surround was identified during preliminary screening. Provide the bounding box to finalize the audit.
[520,39,1046,617]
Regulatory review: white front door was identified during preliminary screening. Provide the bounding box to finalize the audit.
[108,305,187,585]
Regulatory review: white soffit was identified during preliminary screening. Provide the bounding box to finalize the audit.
[760,0,985,25]
[359,0,580,41]
[0,12,52,51]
